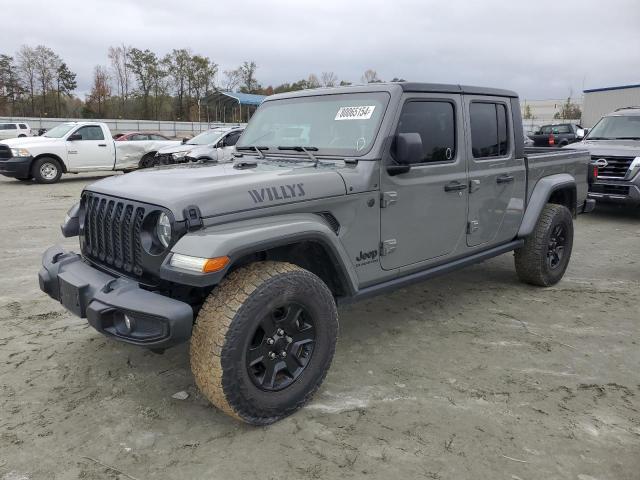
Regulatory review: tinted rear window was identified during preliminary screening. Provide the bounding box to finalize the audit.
[470,102,509,158]
[0,124,18,130]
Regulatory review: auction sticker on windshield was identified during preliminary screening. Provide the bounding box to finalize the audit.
[335,105,376,120]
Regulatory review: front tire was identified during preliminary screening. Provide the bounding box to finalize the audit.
[190,261,338,425]
[138,153,156,169]
[515,203,574,286]
[32,157,62,184]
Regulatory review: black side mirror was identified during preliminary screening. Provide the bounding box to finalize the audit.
[67,133,82,141]
[182,137,189,144]
[387,133,423,176]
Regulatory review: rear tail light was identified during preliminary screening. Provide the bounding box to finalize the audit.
[549,134,555,146]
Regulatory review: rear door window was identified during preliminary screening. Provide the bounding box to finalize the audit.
[0,124,18,130]
[470,102,509,158]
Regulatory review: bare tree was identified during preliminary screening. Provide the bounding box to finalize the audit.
[108,45,132,116]
[362,69,381,84]
[86,65,111,117]
[307,73,320,89]
[17,45,37,115]
[34,45,60,115]
[321,71,338,87]
[222,69,241,92]
[238,61,260,93]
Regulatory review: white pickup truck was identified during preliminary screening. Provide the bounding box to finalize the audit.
[0,121,180,183]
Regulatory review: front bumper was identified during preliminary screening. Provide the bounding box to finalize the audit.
[38,246,193,348]
[588,180,640,206]
[0,156,32,179]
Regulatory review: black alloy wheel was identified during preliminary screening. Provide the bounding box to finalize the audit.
[246,303,315,391]
[547,224,567,270]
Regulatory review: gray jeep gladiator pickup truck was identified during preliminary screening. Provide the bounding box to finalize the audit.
[39,83,594,425]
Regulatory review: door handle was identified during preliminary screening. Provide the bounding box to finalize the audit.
[496,174,514,184]
[98,144,107,147]
[444,181,468,192]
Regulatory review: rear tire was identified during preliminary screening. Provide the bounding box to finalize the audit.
[32,157,62,184]
[190,261,338,425]
[515,203,573,286]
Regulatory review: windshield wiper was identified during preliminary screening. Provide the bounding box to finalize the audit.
[585,136,611,140]
[612,137,640,140]
[236,145,269,159]
[278,146,319,166]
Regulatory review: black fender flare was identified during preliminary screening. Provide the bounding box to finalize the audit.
[518,173,576,237]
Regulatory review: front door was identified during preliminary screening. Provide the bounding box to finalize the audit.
[380,94,469,270]
[464,98,526,247]
[66,125,114,170]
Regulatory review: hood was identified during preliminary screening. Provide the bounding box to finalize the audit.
[157,142,208,155]
[565,139,640,157]
[1,136,56,148]
[186,144,215,157]
[85,160,347,220]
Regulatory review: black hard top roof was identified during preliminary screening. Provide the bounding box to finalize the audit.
[267,82,519,101]
[399,82,518,98]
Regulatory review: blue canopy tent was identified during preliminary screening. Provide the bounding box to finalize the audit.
[202,91,266,124]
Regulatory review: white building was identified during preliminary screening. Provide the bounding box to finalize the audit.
[520,98,582,134]
[582,83,640,127]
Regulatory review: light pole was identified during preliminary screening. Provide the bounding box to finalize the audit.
[197,99,201,132]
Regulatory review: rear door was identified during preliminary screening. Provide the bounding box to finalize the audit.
[464,97,526,247]
[380,93,468,270]
[66,125,115,170]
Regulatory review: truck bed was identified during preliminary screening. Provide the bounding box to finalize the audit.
[524,147,591,207]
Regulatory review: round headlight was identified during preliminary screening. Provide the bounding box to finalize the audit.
[156,212,171,248]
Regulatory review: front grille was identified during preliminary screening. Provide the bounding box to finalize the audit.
[0,145,11,160]
[593,155,634,178]
[82,193,151,278]
[591,184,630,196]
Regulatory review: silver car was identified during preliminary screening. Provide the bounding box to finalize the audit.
[152,126,244,167]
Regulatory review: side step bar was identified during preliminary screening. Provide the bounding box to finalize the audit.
[340,239,524,305]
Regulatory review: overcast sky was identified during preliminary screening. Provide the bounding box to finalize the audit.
[4,0,639,100]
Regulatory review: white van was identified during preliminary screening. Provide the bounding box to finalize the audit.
[0,122,31,140]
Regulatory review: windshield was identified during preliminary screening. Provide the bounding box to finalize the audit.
[588,115,640,139]
[237,92,390,156]
[186,130,226,145]
[44,123,76,138]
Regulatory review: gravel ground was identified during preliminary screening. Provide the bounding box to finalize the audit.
[0,173,639,480]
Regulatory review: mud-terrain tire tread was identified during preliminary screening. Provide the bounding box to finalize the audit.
[190,261,338,425]
[514,203,573,286]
